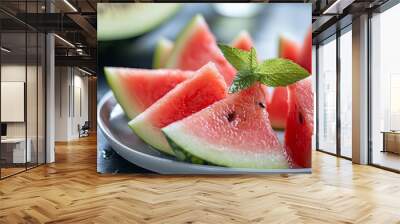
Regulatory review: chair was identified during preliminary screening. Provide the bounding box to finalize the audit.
[78,121,90,138]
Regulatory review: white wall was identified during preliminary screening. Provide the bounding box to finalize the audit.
[72,73,89,138]
[1,63,46,164]
[1,65,32,138]
[1,65,26,146]
[54,66,69,141]
[1,82,25,122]
[54,67,89,141]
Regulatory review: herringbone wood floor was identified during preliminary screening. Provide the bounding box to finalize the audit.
[1,135,400,224]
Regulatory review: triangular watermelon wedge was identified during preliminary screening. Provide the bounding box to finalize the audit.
[153,38,174,69]
[268,87,289,130]
[129,63,227,155]
[297,29,312,73]
[231,30,254,51]
[285,78,313,168]
[165,15,236,86]
[278,36,300,62]
[153,30,254,69]
[163,84,289,169]
[268,37,301,129]
[104,67,192,119]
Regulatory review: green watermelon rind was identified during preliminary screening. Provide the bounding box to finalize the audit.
[128,115,175,156]
[165,14,205,68]
[153,38,174,69]
[104,67,141,119]
[127,63,227,157]
[162,124,290,169]
[164,132,216,166]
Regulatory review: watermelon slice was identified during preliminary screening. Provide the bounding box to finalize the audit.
[267,37,301,129]
[129,63,227,155]
[278,36,299,62]
[267,87,289,130]
[285,78,313,168]
[231,30,253,51]
[153,38,174,69]
[297,29,312,73]
[104,67,192,119]
[163,84,290,169]
[153,30,253,69]
[165,15,237,86]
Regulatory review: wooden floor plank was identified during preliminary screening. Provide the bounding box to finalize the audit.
[0,135,400,223]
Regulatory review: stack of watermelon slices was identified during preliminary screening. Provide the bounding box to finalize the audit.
[104,15,313,169]
[268,31,312,130]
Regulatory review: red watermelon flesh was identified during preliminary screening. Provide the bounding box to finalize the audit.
[166,15,236,86]
[163,83,289,168]
[129,63,227,155]
[231,30,254,51]
[285,78,313,168]
[153,30,254,70]
[104,67,193,119]
[267,37,301,129]
[278,36,300,62]
[267,87,289,130]
[297,29,312,73]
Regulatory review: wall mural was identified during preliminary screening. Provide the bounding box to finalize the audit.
[97,3,313,174]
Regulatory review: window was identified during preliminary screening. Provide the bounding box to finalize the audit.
[339,27,352,158]
[370,3,400,171]
[0,2,46,179]
[317,35,337,154]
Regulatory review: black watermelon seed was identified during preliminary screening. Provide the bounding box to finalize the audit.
[258,102,265,108]
[227,112,236,122]
[298,112,304,124]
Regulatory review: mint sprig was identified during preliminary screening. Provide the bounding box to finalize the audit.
[218,44,310,93]
[218,44,252,71]
[229,70,258,93]
[255,58,310,87]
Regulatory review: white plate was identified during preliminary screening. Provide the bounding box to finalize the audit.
[98,91,311,174]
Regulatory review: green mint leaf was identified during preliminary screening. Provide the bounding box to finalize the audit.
[249,47,257,70]
[220,45,260,93]
[218,44,251,71]
[255,58,309,87]
[229,70,258,94]
[220,44,309,93]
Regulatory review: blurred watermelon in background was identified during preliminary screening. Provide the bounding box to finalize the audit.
[98,4,310,64]
[98,3,311,98]
[97,4,181,41]
[267,31,311,130]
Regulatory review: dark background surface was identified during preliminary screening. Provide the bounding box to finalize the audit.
[97,3,311,173]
